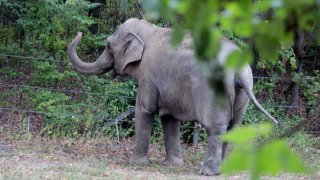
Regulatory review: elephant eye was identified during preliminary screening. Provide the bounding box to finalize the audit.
[107,42,112,50]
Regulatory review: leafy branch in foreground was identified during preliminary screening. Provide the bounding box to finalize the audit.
[221,123,310,180]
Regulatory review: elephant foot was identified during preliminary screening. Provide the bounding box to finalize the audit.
[199,162,221,176]
[129,156,149,165]
[162,157,184,167]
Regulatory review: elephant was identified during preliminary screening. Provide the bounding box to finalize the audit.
[68,18,278,176]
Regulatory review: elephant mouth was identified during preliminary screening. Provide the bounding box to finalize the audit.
[107,52,119,79]
[111,68,119,79]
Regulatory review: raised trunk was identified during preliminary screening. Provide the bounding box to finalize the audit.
[68,32,114,75]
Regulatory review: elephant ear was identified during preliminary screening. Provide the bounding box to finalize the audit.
[121,32,144,71]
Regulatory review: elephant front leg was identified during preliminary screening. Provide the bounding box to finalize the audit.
[199,122,228,176]
[130,81,158,164]
[130,106,154,164]
[161,115,184,167]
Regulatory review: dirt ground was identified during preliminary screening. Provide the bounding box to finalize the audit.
[1,137,319,180]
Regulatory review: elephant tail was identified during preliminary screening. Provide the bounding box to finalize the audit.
[244,85,279,125]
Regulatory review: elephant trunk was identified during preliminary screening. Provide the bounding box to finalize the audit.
[68,32,114,75]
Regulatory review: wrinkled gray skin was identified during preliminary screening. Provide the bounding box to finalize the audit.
[68,18,278,176]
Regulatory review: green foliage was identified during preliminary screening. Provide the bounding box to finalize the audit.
[0,0,140,138]
[32,61,61,86]
[29,90,69,112]
[14,0,100,56]
[27,90,78,136]
[150,117,164,143]
[298,71,320,111]
[221,123,309,179]
[0,66,23,79]
[222,123,272,143]
[0,26,15,47]
[256,46,297,72]
[82,79,137,138]
[288,132,314,150]
[143,0,320,68]
[242,98,303,125]
[253,79,276,95]
[180,122,207,143]
[25,77,137,137]
[31,60,79,87]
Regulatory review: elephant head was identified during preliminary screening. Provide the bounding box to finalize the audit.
[68,18,147,77]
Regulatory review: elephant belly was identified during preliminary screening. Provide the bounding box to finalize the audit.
[158,106,196,121]
[158,80,198,121]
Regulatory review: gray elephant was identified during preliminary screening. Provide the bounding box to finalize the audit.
[68,18,278,176]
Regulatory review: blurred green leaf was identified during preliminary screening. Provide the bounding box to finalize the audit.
[257,140,309,175]
[255,0,271,12]
[222,125,309,178]
[225,49,252,69]
[221,147,252,174]
[220,123,272,144]
[171,25,184,47]
[256,35,280,63]
[175,0,189,14]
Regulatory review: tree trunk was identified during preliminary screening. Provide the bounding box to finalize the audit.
[88,0,106,34]
[291,30,304,106]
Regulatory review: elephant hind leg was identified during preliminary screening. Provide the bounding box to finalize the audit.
[199,111,230,176]
[222,88,250,159]
[161,115,184,167]
[232,88,250,127]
